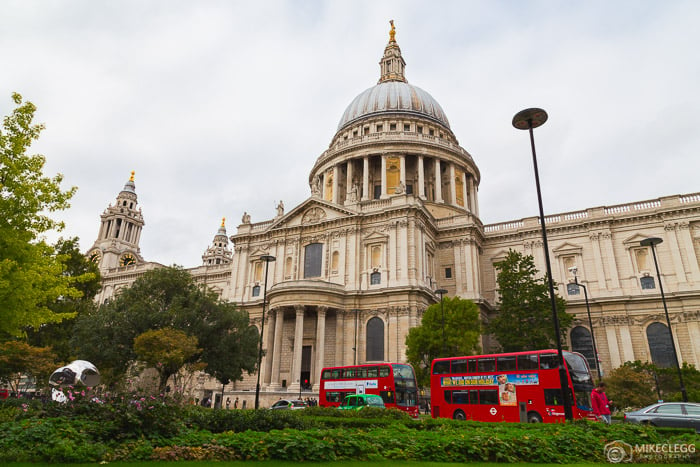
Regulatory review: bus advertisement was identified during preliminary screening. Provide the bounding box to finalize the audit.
[320,363,420,418]
[430,349,595,423]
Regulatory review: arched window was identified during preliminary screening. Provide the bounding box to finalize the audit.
[370,271,381,285]
[252,285,260,297]
[570,326,596,370]
[304,243,323,278]
[647,322,677,368]
[640,276,655,289]
[366,317,384,361]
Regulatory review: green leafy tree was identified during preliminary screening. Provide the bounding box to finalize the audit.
[406,296,481,387]
[27,237,100,361]
[0,93,80,337]
[134,328,201,392]
[606,360,700,409]
[486,249,573,352]
[71,266,259,388]
[0,340,57,394]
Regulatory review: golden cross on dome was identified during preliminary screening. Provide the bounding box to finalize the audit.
[221,217,226,227]
[389,20,395,42]
[129,170,135,182]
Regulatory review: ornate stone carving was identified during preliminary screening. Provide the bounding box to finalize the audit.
[302,207,326,224]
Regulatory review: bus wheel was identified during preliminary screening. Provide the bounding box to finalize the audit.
[527,412,542,423]
[453,410,466,421]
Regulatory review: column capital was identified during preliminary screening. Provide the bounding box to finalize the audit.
[294,304,305,315]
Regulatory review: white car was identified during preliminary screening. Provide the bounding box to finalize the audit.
[269,399,308,410]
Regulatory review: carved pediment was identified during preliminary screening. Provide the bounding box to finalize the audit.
[553,242,583,256]
[268,198,357,229]
[362,230,389,244]
[621,233,656,248]
[302,207,327,224]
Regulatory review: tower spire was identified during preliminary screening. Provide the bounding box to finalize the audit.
[378,19,406,84]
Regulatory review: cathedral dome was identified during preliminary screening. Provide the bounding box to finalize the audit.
[337,81,450,131]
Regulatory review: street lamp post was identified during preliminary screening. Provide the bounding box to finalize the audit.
[513,108,573,421]
[435,289,448,355]
[254,254,276,409]
[640,237,688,402]
[569,267,602,381]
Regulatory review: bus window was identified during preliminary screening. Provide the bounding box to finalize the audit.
[564,352,593,384]
[539,354,559,369]
[497,356,516,371]
[443,391,452,404]
[517,354,538,370]
[380,390,395,404]
[343,368,356,378]
[322,369,332,379]
[477,357,496,372]
[544,388,563,405]
[331,369,342,379]
[367,367,378,377]
[452,390,469,404]
[451,359,469,374]
[433,360,451,374]
[356,367,367,378]
[379,366,390,378]
[479,389,499,405]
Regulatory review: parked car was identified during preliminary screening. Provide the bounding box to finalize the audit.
[269,399,308,410]
[338,394,385,411]
[624,402,700,432]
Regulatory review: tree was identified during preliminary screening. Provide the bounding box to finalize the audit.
[0,340,57,394]
[0,93,80,337]
[27,237,100,361]
[71,266,259,389]
[406,296,481,387]
[486,249,573,352]
[133,328,201,393]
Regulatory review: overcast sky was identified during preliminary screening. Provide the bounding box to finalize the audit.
[3,0,699,267]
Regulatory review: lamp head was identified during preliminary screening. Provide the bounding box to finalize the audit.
[568,266,578,276]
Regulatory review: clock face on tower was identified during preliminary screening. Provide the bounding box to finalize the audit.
[88,249,102,264]
[119,253,136,266]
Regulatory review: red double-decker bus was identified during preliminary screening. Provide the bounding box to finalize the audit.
[320,363,420,418]
[430,349,595,423]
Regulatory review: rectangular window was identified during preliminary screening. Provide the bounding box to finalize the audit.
[367,367,379,378]
[404,123,410,131]
[640,276,656,289]
[390,123,396,131]
[451,359,469,374]
[544,388,564,406]
[497,356,516,371]
[539,353,559,370]
[376,124,383,132]
[379,366,391,378]
[374,185,382,199]
[445,267,452,279]
[363,126,369,135]
[477,357,496,372]
[567,283,581,295]
[429,129,435,136]
[452,390,469,404]
[353,130,358,137]
[303,243,323,278]
[417,125,423,134]
[517,354,539,370]
[432,360,450,375]
[342,368,355,378]
[479,389,499,405]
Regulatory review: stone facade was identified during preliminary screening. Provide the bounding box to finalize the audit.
[88,29,700,408]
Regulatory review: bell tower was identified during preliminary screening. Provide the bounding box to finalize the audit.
[202,217,233,266]
[87,171,145,271]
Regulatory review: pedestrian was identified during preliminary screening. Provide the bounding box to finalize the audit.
[591,382,612,424]
[234,397,239,409]
[225,397,231,409]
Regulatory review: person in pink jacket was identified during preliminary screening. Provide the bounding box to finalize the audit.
[591,382,612,423]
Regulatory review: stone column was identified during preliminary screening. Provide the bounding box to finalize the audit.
[449,163,456,206]
[362,156,369,201]
[313,306,327,391]
[434,159,443,202]
[399,154,406,189]
[332,165,340,204]
[665,223,688,286]
[345,160,354,204]
[601,231,620,291]
[678,222,700,283]
[590,232,608,292]
[288,305,305,393]
[462,172,468,210]
[417,155,426,199]
[605,326,621,368]
[380,154,388,199]
[269,308,285,389]
[321,171,328,202]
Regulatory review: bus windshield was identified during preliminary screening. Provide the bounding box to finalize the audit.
[564,352,593,384]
